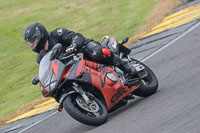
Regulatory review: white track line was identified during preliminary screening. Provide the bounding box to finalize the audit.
[18,111,58,133]
[142,20,200,62]
[19,20,200,133]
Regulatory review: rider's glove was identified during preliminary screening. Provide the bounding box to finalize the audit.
[50,43,62,60]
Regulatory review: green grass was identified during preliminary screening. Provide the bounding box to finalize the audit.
[0,0,157,121]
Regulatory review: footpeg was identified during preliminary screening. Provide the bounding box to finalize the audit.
[133,64,145,72]
[133,64,148,78]
[125,78,141,87]
[126,94,135,100]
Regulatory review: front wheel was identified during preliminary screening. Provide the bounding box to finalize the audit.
[63,93,108,126]
[131,59,159,97]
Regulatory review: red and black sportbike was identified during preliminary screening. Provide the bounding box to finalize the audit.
[33,36,158,126]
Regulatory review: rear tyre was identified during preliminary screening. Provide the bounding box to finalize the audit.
[131,59,158,97]
[63,94,108,126]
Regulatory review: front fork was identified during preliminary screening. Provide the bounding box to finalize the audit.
[72,82,91,104]
[58,81,90,112]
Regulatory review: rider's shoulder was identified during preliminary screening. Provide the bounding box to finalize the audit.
[50,28,63,36]
[51,28,73,36]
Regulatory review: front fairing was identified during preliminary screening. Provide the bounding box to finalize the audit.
[39,51,65,97]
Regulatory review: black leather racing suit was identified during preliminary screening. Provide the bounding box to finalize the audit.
[36,28,136,75]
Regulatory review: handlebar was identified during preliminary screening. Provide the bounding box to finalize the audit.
[59,45,77,60]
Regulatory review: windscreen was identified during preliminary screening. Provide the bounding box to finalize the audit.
[39,51,66,94]
[39,51,52,85]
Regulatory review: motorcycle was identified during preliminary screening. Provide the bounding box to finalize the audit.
[32,36,158,126]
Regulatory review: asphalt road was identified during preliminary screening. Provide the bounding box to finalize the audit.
[21,22,200,133]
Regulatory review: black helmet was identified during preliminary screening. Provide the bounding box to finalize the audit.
[24,22,48,53]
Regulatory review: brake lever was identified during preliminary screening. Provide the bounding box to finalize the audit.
[59,49,74,61]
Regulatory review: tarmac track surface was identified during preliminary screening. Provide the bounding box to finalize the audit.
[19,21,200,133]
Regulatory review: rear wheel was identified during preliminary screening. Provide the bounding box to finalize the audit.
[63,93,108,126]
[131,59,158,97]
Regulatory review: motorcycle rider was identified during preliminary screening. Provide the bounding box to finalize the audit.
[24,22,136,76]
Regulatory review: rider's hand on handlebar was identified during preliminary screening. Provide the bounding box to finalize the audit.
[50,43,62,60]
[50,47,61,60]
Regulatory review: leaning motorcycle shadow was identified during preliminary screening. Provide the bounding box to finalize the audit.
[108,89,161,119]
[65,90,161,133]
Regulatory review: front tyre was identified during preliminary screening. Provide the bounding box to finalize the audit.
[131,59,158,97]
[63,94,108,126]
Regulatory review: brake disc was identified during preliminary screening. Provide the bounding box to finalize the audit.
[76,96,100,113]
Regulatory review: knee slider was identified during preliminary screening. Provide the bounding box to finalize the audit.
[102,48,111,57]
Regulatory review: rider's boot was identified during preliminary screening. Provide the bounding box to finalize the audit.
[112,54,137,77]
[112,55,141,87]
[118,60,137,76]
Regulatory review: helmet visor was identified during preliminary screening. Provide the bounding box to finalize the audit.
[27,38,39,50]
[26,27,41,51]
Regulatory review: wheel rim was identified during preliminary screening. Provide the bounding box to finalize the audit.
[76,96,100,113]
[70,94,104,117]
